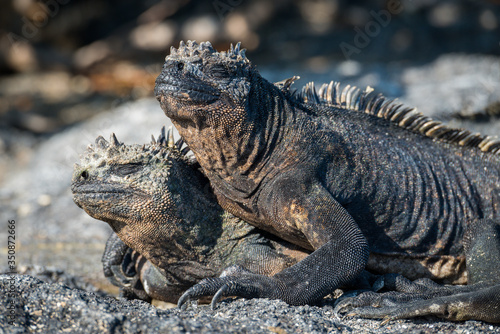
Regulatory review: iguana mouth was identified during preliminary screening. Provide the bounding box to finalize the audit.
[71,183,149,203]
[73,191,126,201]
[155,74,220,104]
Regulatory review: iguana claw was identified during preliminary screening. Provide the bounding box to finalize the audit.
[177,271,281,310]
[211,284,230,309]
[177,277,232,310]
[177,280,231,310]
[110,264,138,287]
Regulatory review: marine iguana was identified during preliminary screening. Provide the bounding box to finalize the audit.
[154,40,500,322]
[71,129,307,303]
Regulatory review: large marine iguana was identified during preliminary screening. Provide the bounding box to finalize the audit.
[71,129,308,303]
[154,40,500,322]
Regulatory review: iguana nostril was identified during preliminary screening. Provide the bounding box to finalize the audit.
[80,170,89,179]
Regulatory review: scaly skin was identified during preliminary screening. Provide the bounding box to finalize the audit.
[72,129,307,303]
[154,40,500,322]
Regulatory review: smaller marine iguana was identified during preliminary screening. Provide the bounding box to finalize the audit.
[71,128,308,303]
[155,40,500,323]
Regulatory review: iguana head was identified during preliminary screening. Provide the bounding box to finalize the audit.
[71,128,222,270]
[155,40,295,191]
[154,40,259,129]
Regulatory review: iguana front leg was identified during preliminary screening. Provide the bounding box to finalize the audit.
[102,233,152,301]
[103,233,192,303]
[178,177,369,308]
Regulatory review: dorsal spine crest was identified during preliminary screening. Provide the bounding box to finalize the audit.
[294,80,500,154]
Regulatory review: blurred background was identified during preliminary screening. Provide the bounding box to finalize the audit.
[2,0,500,137]
[1,0,499,293]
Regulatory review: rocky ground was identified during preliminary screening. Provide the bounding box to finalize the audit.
[1,54,500,332]
[1,273,499,334]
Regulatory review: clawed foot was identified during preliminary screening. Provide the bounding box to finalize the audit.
[108,262,139,288]
[334,274,500,323]
[102,233,151,301]
[178,265,282,310]
[102,233,140,288]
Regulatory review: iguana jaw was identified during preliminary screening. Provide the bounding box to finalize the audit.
[71,181,147,220]
[71,181,145,198]
[155,70,221,126]
[155,73,220,106]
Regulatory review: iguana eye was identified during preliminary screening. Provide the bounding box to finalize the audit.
[111,163,142,176]
[177,62,184,71]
